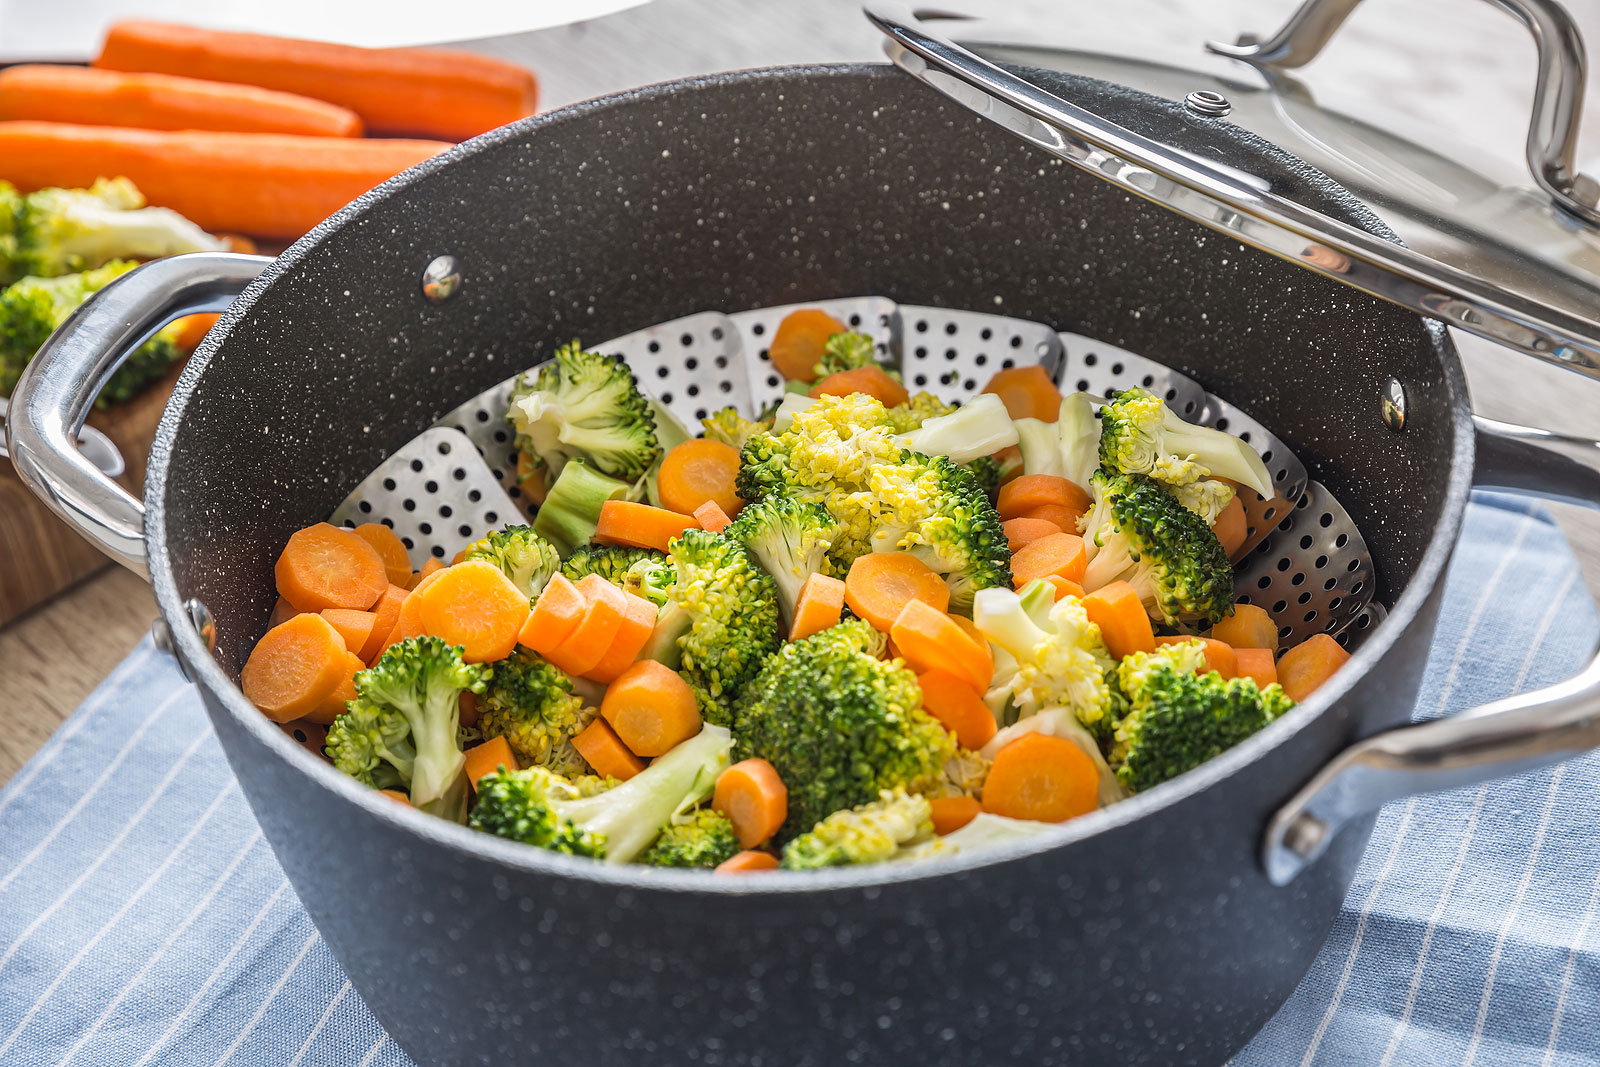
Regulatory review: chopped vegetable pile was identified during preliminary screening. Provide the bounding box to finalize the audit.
[244,307,1355,874]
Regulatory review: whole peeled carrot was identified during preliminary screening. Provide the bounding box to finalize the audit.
[0,122,451,238]
[95,21,537,141]
[0,65,364,137]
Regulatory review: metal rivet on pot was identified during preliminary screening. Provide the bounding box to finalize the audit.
[1380,377,1407,432]
[151,616,176,657]
[1282,813,1327,857]
[185,597,216,652]
[421,255,461,303]
[1184,90,1232,117]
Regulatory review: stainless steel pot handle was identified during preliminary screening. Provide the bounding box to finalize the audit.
[1207,0,1599,225]
[4,253,271,576]
[1261,416,1600,884]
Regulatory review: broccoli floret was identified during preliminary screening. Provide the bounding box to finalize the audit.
[532,459,635,555]
[1,178,224,285]
[814,330,893,380]
[964,454,1003,496]
[893,393,1018,465]
[469,723,733,863]
[507,339,660,482]
[780,789,934,869]
[1080,470,1235,627]
[1098,387,1272,499]
[476,648,596,774]
[1169,477,1237,525]
[560,544,675,605]
[1114,639,1211,696]
[883,391,955,434]
[325,636,489,823]
[638,807,741,868]
[923,748,992,800]
[701,405,772,450]
[1013,390,1095,486]
[733,619,956,840]
[723,494,837,622]
[974,584,1116,732]
[462,524,560,599]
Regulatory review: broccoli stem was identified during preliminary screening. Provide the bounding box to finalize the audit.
[533,459,634,554]
[895,393,1019,464]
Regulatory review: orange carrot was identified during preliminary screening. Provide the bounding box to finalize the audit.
[693,500,732,534]
[1212,602,1280,652]
[808,366,910,408]
[410,557,443,589]
[998,475,1093,520]
[789,572,846,641]
[382,568,446,654]
[458,691,480,729]
[929,795,982,836]
[308,650,364,725]
[414,560,529,663]
[571,718,645,781]
[1081,580,1155,659]
[949,615,996,679]
[0,64,364,136]
[95,20,537,140]
[0,122,450,238]
[1156,635,1238,679]
[594,499,698,553]
[464,736,519,789]
[1002,516,1063,552]
[172,313,221,353]
[767,308,846,382]
[657,439,744,518]
[982,365,1062,422]
[891,600,992,691]
[1022,504,1085,532]
[319,608,376,655]
[543,575,627,677]
[600,660,701,757]
[714,758,789,848]
[843,551,950,631]
[352,522,412,588]
[916,669,997,750]
[1010,531,1087,588]
[516,451,549,507]
[274,521,387,613]
[517,572,585,657]
[1213,495,1247,558]
[1235,647,1279,689]
[241,612,349,723]
[1041,575,1085,601]
[982,732,1098,823]
[583,592,659,684]
[378,789,412,806]
[1277,634,1350,702]
[715,850,780,874]
[267,596,298,630]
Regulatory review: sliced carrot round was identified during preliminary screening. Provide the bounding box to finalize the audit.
[465,735,519,789]
[916,669,997,750]
[1021,504,1084,532]
[809,365,909,408]
[358,584,409,664]
[241,612,348,723]
[982,365,1062,422]
[383,568,446,656]
[1277,634,1350,702]
[998,475,1092,521]
[308,650,366,725]
[713,758,789,849]
[571,717,645,781]
[600,659,701,756]
[319,608,376,656]
[929,795,982,836]
[1002,516,1063,552]
[715,850,780,874]
[768,307,846,382]
[415,560,530,664]
[352,522,412,587]
[790,572,846,641]
[1011,532,1087,589]
[949,615,996,678]
[1081,580,1155,659]
[595,499,698,553]
[658,439,744,518]
[518,572,586,657]
[1212,602,1279,652]
[982,732,1097,823]
[409,557,443,589]
[1234,647,1279,689]
[843,551,949,632]
[544,574,627,677]
[891,599,992,691]
[1039,575,1085,602]
[693,499,733,534]
[274,522,387,613]
[583,591,659,684]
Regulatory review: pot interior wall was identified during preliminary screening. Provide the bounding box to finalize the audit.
[152,64,1462,673]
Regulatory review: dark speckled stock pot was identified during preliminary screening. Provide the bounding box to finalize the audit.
[12,62,1600,1066]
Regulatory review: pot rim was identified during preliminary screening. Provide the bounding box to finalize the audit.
[146,61,1476,894]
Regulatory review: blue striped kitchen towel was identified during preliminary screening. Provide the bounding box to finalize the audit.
[1,491,1597,1066]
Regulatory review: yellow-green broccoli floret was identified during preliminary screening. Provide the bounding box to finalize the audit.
[780,789,934,869]
[814,330,895,380]
[560,544,675,606]
[883,391,955,434]
[700,405,771,450]
[1098,387,1272,499]
[476,648,596,775]
[723,494,837,622]
[639,808,741,868]
[507,340,660,482]
[974,584,1116,734]
[462,523,561,599]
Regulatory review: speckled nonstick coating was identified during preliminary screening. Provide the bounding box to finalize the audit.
[145,64,1472,1066]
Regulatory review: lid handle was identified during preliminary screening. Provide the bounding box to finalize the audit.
[1208,0,1600,224]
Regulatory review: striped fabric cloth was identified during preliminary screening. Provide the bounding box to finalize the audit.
[0,491,1595,1066]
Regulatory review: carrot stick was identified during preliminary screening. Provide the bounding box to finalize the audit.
[267,596,297,630]
[1010,531,1087,588]
[594,499,699,553]
[982,365,1062,422]
[715,850,780,874]
[929,795,982,836]
[414,560,530,663]
[1040,575,1085,602]
[1002,516,1063,552]
[464,735,519,789]
[713,758,789,848]
[172,313,220,354]
[241,612,349,723]
[0,121,450,238]
[94,20,537,140]
[1081,580,1155,659]
[410,557,443,589]
[0,64,364,136]
[583,592,659,684]
[274,521,387,613]
[843,551,950,631]
[517,572,585,657]
[309,651,365,725]
[809,366,910,408]
[571,718,645,781]
[382,568,445,654]
[1234,647,1279,689]
[693,500,732,534]
[600,660,701,756]
[1277,634,1350,702]
[1155,635,1238,679]
[319,608,376,655]
[916,669,997,750]
[1021,504,1084,532]
[543,574,627,677]
[1213,495,1247,558]
[352,522,412,588]
[658,439,744,518]
[1212,602,1280,651]
[998,475,1093,520]
[767,308,846,382]
[891,600,993,691]
[982,732,1098,822]
[789,572,846,641]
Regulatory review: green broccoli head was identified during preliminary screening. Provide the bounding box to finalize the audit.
[814,330,893,380]
[733,619,956,841]
[1080,470,1235,627]
[664,528,782,725]
[1170,477,1237,525]
[477,647,596,774]
[1097,388,1273,498]
[639,808,741,868]
[325,636,489,822]
[780,789,935,869]
[462,524,561,599]
[974,585,1115,731]
[723,493,837,622]
[700,405,772,450]
[467,765,607,858]
[507,340,660,481]
[883,391,955,434]
[560,544,675,606]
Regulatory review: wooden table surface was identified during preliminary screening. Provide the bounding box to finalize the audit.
[5,0,1600,786]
